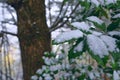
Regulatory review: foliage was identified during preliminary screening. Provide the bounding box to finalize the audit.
[31,0,120,80]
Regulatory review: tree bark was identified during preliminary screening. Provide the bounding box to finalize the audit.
[8,0,51,80]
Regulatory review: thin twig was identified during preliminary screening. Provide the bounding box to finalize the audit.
[49,2,80,32]
[1,31,17,36]
[6,5,17,25]
[51,0,65,27]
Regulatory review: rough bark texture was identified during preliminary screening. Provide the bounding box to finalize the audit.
[8,0,51,80]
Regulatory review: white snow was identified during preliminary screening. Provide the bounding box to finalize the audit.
[50,64,61,71]
[94,71,100,77]
[42,66,47,71]
[71,22,90,31]
[100,35,117,52]
[98,0,105,5]
[113,13,120,18]
[39,77,42,80]
[105,0,117,5]
[91,31,102,36]
[43,74,53,80]
[88,0,117,6]
[86,16,104,25]
[90,0,100,7]
[113,70,119,80]
[31,75,38,80]
[98,0,117,5]
[74,41,83,53]
[55,30,83,43]
[36,69,43,75]
[87,35,109,58]
[101,16,111,26]
[44,57,51,65]
[108,31,120,36]
[88,72,95,79]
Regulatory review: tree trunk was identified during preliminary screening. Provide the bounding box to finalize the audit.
[8,0,51,80]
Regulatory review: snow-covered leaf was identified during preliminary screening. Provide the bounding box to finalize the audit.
[113,70,119,80]
[86,16,106,31]
[98,0,105,5]
[31,75,38,80]
[100,35,117,52]
[105,0,117,5]
[71,22,90,31]
[88,72,95,79]
[43,74,53,80]
[113,13,120,18]
[86,16,104,25]
[90,0,100,7]
[108,31,120,36]
[91,31,102,36]
[68,38,84,59]
[98,0,117,5]
[74,41,84,53]
[54,30,83,43]
[87,35,109,58]
[36,69,43,75]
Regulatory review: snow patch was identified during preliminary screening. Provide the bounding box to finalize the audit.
[108,31,120,36]
[100,35,117,52]
[91,31,102,36]
[43,74,53,80]
[55,30,83,43]
[113,70,120,80]
[98,0,105,5]
[74,41,84,52]
[113,13,120,18]
[88,72,95,79]
[86,16,104,24]
[90,0,100,7]
[98,0,117,5]
[36,69,43,75]
[71,22,90,31]
[31,75,38,80]
[105,0,117,5]
[87,35,109,58]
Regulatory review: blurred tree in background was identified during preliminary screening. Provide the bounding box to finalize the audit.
[7,0,51,80]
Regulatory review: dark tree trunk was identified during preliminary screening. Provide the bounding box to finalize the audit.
[7,0,51,80]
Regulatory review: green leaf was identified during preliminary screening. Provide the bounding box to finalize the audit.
[78,73,86,80]
[52,38,77,45]
[92,55,105,66]
[79,0,91,10]
[111,62,120,70]
[107,19,120,31]
[110,52,120,62]
[102,56,109,66]
[63,0,68,3]
[93,22,106,32]
[88,49,109,67]
[111,63,117,70]
[100,6,110,18]
[116,41,120,49]
[68,38,84,60]
[103,67,113,74]
[88,65,93,71]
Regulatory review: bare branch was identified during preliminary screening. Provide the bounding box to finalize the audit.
[6,5,17,25]
[49,2,80,32]
[1,31,17,36]
[50,19,68,32]
[50,1,66,28]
